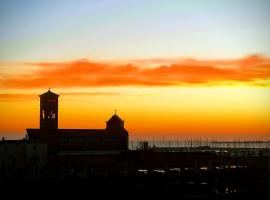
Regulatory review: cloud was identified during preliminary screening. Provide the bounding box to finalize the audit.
[0,93,35,101]
[0,92,121,101]
[0,55,269,88]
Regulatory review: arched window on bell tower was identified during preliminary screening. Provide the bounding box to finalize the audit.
[42,110,45,119]
[39,89,59,130]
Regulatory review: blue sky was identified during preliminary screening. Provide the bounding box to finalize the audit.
[0,0,269,61]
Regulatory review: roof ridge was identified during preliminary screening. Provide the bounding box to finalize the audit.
[39,89,59,97]
[108,114,124,122]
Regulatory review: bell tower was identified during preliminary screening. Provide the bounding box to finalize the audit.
[39,89,59,130]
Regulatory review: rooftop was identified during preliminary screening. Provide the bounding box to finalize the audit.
[39,89,59,98]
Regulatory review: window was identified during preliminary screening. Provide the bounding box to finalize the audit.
[42,110,45,119]
[49,110,56,119]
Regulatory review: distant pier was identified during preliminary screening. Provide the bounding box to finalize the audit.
[129,139,270,149]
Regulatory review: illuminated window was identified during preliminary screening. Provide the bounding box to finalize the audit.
[49,110,56,119]
[42,110,45,119]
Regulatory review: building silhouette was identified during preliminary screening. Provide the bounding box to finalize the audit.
[39,89,59,130]
[26,89,129,151]
[1,90,268,199]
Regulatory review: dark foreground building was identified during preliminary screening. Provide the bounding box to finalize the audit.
[26,89,129,151]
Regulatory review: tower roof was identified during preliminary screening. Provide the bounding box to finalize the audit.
[108,114,124,123]
[39,89,59,98]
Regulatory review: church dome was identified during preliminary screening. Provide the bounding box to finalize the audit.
[106,112,125,130]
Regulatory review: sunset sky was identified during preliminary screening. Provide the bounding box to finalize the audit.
[0,0,269,140]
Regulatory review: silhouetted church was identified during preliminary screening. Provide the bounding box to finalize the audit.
[26,89,129,151]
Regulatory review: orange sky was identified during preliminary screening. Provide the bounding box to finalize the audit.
[0,55,269,140]
[1,1,270,141]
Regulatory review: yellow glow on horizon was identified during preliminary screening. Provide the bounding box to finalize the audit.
[0,85,269,140]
